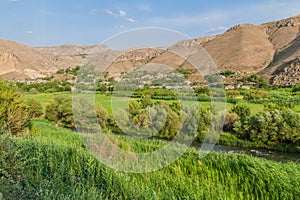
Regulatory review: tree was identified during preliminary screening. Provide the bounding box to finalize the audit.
[96,84,108,93]
[223,113,239,132]
[0,79,32,135]
[45,95,74,129]
[96,104,108,127]
[292,84,300,93]
[233,109,300,145]
[158,102,182,139]
[26,99,43,118]
[139,95,152,109]
[243,90,269,100]
[230,104,250,121]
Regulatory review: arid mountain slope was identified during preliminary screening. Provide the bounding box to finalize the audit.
[1,15,300,85]
[0,40,84,80]
[201,24,275,74]
[259,14,300,84]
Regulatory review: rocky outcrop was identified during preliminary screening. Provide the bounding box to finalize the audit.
[272,58,300,85]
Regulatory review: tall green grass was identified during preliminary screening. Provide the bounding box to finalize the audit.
[0,120,299,199]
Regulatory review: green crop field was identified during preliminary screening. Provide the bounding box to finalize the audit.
[26,92,268,115]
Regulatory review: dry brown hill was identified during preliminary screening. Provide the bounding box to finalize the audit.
[259,14,300,85]
[0,40,82,80]
[1,14,300,85]
[200,24,275,74]
[102,15,300,85]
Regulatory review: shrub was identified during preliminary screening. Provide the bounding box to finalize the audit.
[220,70,234,77]
[244,90,269,100]
[96,104,108,127]
[230,104,250,121]
[26,99,43,118]
[0,79,40,135]
[45,95,74,129]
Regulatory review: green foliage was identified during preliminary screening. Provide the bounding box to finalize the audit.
[292,84,300,93]
[241,75,268,88]
[139,95,153,109]
[230,104,251,121]
[96,104,108,127]
[25,99,43,118]
[234,109,300,145]
[45,95,74,129]
[0,121,299,199]
[176,68,193,78]
[243,90,269,100]
[18,80,72,93]
[40,76,54,81]
[0,79,35,135]
[158,102,182,139]
[220,70,235,77]
[204,74,220,83]
[96,84,108,93]
[56,69,65,74]
[264,101,295,111]
[223,112,239,132]
[194,87,209,96]
[57,66,81,75]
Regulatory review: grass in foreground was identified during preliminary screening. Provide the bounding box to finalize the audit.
[0,120,299,199]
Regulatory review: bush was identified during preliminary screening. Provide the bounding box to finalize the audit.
[45,95,74,129]
[26,99,43,118]
[230,104,250,121]
[96,104,108,127]
[244,90,269,100]
[0,79,34,135]
[220,70,234,77]
[223,113,239,132]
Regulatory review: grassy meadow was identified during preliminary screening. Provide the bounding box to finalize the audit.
[1,119,299,199]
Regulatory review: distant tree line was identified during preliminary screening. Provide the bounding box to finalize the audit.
[17,80,72,93]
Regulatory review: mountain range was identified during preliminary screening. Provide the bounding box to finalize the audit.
[1,14,300,85]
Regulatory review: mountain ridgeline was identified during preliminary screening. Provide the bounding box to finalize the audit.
[1,15,300,85]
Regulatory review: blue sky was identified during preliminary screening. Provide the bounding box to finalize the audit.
[1,0,300,46]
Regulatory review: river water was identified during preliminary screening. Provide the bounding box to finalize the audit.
[212,145,300,163]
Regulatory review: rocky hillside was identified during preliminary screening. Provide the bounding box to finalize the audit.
[0,40,84,80]
[258,15,300,85]
[99,14,300,85]
[0,14,300,85]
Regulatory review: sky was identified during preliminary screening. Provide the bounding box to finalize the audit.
[1,0,300,46]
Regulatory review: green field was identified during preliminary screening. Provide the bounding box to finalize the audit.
[26,92,268,115]
[1,119,299,199]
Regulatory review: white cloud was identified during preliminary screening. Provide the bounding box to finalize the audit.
[127,18,135,23]
[8,0,19,2]
[25,30,33,34]
[205,26,227,34]
[119,25,126,29]
[104,9,113,15]
[119,10,127,17]
[115,25,126,30]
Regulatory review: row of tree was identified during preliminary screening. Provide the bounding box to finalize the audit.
[226,104,300,145]
[44,95,212,140]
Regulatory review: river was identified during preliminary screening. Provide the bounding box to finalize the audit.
[212,145,300,163]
